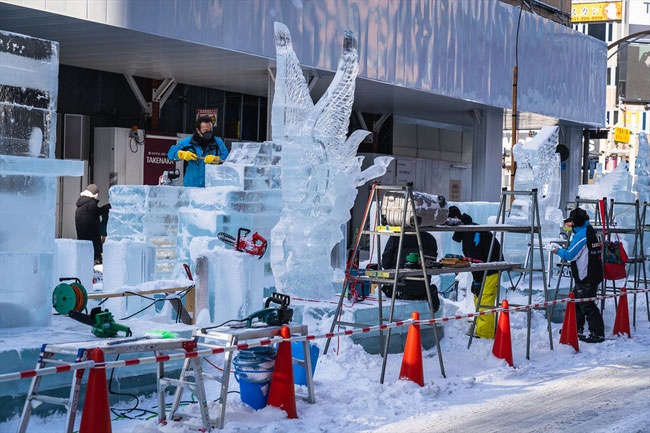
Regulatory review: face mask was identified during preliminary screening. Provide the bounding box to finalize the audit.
[200,130,213,141]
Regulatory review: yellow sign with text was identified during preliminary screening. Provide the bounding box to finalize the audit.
[614,127,630,143]
[571,2,622,22]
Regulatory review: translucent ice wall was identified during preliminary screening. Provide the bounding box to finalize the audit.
[578,162,634,203]
[634,132,650,204]
[191,238,264,324]
[180,141,282,287]
[54,239,94,291]
[107,185,189,279]
[0,30,83,328]
[270,23,392,298]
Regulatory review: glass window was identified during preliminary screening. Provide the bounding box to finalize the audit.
[607,67,612,86]
[259,97,268,141]
[224,92,242,139]
[607,23,614,43]
[613,110,619,125]
[587,23,606,42]
[241,95,259,141]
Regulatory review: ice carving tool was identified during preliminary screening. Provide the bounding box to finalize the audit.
[246,292,293,327]
[217,227,268,259]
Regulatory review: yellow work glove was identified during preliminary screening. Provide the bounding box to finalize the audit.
[177,150,198,161]
[204,154,221,165]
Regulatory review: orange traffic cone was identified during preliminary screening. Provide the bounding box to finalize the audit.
[492,300,513,367]
[613,289,631,338]
[267,326,298,419]
[399,311,424,386]
[560,292,579,352]
[80,348,112,433]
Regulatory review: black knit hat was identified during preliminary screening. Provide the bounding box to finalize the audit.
[565,207,589,227]
[448,206,461,219]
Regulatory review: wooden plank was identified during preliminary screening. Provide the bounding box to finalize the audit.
[86,286,191,300]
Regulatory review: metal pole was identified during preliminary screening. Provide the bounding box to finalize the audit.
[534,190,553,350]
[380,184,410,384]
[376,188,384,349]
[468,188,505,348]
[409,188,445,378]
[324,187,377,354]
[582,130,590,184]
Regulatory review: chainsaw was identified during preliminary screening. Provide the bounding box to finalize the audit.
[246,292,293,327]
[217,228,267,259]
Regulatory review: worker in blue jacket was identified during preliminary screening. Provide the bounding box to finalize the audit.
[168,116,229,187]
[553,207,605,343]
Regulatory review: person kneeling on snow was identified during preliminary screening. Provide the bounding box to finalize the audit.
[449,206,502,339]
[381,232,440,312]
[552,208,605,343]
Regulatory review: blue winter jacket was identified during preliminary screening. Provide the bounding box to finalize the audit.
[168,135,229,187]
[557,221,603,284]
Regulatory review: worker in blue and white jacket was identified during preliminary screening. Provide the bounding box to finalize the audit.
[552,207,605,343]
[168,116,229,187]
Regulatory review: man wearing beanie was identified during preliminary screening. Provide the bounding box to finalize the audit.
[553,207,605,343]
[75,184,111,264]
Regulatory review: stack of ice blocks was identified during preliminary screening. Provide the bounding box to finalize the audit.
[107,185,189,279]
[178,141,282,285]
[106,141,282,287]
[0,30,83,327]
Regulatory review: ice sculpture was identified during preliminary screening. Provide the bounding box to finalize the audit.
[0,30,84,328]
[270,23,393,298]
[107,185,189,279]
[634,132,650,204]
[578,162,634,202]
[509,126,564,232]
[106,141,282,289]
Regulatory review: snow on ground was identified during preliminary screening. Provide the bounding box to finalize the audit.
[1,284,649,433]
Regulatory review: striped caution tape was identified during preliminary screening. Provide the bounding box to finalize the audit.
[1,288,648,383]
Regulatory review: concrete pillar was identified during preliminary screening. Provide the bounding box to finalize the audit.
[471,109,503,202]
[559,124,584,210]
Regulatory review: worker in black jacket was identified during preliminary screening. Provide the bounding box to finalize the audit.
[381,232,440,312]
[449,206,502,339]
[75,184,111,264]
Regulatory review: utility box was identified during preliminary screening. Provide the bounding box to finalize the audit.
[93,127,145,198]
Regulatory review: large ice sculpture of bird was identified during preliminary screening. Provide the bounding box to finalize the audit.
[270,23,392,298]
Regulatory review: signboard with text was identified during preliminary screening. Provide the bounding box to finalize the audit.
[196,108,218,126]
[614,126,630,143]
[143,135,178,185]
[571,1,622,22]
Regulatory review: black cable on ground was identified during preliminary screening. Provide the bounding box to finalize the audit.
[119,285,194,321]
[201,318,247,333]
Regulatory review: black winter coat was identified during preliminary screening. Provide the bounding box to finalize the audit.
[75,196,111,256]
[452,213,502,282]
[381,232,439,307]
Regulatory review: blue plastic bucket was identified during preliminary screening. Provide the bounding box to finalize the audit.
[291,342,319,386]
[233,347,276,410]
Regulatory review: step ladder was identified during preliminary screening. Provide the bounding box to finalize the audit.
[17,338,199,433]
[466,188,554,360]
[323,183,446,383]
[169,324,315,430]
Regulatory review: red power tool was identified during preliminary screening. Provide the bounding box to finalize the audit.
[217,228,267,259]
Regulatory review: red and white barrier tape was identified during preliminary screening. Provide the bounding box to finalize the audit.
[1,288,648,383]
